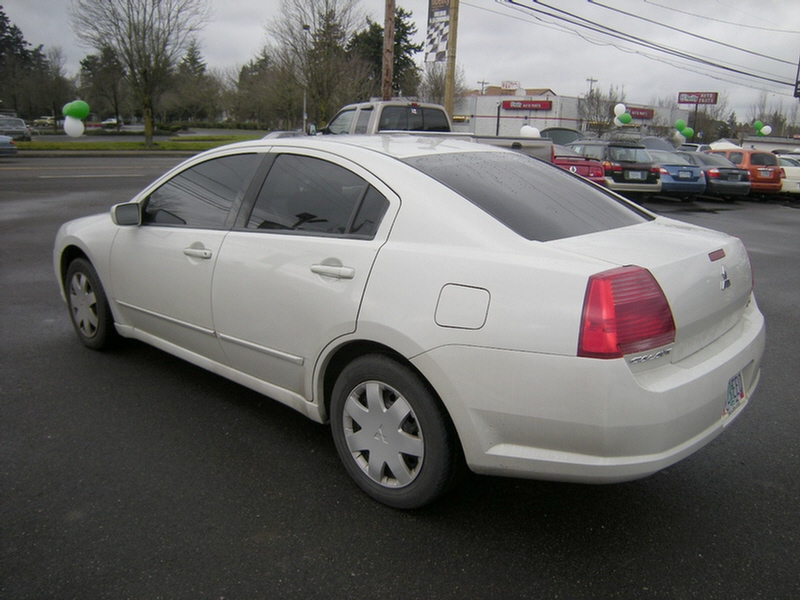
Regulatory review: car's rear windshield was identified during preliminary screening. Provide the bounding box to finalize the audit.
[403,151,652,242]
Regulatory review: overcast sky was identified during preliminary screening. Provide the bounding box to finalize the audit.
[5,0,800,121]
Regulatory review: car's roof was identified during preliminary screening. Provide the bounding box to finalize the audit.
[217,133,508,161]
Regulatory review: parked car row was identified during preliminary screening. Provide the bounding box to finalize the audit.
[564,138,798,202]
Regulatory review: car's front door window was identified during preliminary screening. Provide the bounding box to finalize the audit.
[143,153,261,228]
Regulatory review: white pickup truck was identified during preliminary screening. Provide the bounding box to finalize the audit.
[322,100,452,135]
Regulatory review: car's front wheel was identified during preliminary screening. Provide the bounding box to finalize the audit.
[65,258,117,350]
[330,354,463,509]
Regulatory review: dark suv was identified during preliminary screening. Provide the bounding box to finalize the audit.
[566,140,661,198]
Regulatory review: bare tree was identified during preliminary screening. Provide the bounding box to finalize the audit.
[578,84,625,137]
[418,62,466,106]
[69,0,211,145]
[266,0,372,126]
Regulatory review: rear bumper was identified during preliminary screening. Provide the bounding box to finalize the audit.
[707,180,750,196]
[412,298,765,483]
[606,179,661,194]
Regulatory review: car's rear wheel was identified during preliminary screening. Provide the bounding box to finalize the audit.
[330,354,463,509]
[65,258,117,350]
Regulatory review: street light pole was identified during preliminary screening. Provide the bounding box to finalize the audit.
[302,24,310,134]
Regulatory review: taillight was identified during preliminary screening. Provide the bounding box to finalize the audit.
[659,167,669,175]
[602,161,621,175]
[707,168,720,179]
[578,266,675,359]
[588,165,604,178]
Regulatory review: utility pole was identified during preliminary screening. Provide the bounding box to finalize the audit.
[382,0,395,101]
[444,0,460,117]
[586,77,598,96]
[477,80,489,95]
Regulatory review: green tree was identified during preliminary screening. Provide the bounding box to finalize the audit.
[80,47,128,126]
[168,38,222,121]
[346,7,423,97]
[69,0,211,146]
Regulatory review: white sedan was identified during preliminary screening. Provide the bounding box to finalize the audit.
[54,135,765,508]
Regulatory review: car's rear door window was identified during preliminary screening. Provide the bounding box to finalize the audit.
[143,153,261,228]
[404,151,651,241]
[246,154,388,238]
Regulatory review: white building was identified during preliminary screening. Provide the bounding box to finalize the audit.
[452,85,690,138]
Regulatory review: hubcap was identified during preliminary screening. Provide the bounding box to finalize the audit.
[69,272,98,338]
[342,381,424,488]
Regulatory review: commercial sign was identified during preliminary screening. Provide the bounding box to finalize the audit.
[678,92,718,105]
[501,81,521,91]
[502,100,553,111]
[629,107,654,119]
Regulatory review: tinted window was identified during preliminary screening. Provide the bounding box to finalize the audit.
[694,153,736,167]
[379,106,419,131]
[403,151,651,242]
[423,108,450,131]
[608,146,651,163]
[727,152,744,164]
[354,107,373,134]
[143,153,261,228]
[247,154,388,238]
[750,153,778,166]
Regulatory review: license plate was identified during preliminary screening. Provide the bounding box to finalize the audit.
[626,171,644,180]
[724,372,745,417]
[757,169,771,178]
[678,170,691,179]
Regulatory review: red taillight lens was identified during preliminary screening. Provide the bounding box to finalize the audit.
[578,266,676,359]
[602,161,621,174]
[589,165,604,178]
[707,168,720,179]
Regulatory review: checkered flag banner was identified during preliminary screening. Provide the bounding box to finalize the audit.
[425,0,451,63]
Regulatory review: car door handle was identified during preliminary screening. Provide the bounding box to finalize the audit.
[311,264,355,279]
[183,247,213,259]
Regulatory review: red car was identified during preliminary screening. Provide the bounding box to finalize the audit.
[550,144,606,185]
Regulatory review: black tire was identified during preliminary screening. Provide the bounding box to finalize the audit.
[65,258,117,350]
[330,354,463,509]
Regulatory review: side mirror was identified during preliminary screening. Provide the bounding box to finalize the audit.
[111,202,141,226]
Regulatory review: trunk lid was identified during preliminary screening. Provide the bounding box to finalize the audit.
[550,217,753,363]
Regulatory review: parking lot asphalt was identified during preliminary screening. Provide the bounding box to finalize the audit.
[1,156,799,599]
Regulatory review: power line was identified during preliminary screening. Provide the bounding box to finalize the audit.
[588,0,796,67]
[498,0,794,88]
[641,0,800,34]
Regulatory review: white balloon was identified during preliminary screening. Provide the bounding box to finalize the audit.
[614,103,627,117]
[64,116,84,138]
[519,125,541,138]
[614,117,624,127]
[760,125,772,136]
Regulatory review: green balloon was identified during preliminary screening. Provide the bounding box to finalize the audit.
[753,120,763,130]
[619,112,633,124]
[71,100,90,120]
[682,127,695,138]
[675,119,686,131]
[62,100,90,120]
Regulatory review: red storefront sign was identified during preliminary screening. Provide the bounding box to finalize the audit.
[629,107,654,119]
[502,100,553,111]
[678,92,718,105]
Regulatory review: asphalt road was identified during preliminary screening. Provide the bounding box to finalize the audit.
[1,156,799,599]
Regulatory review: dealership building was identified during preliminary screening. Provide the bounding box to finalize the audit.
[452,84,691,138]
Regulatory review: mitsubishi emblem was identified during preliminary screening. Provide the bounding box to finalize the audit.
[720,265,731,290]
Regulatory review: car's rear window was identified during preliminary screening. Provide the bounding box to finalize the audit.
[750,153,778,166]
[403,151,651,241]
